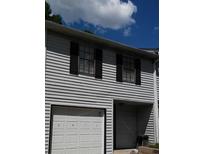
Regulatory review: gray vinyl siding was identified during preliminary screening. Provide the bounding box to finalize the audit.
[144,109,155,143]
[45,31,155,154]
[157,76,159,101]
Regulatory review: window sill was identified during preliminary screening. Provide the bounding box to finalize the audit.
[116,81,141,86]
[122,80,135,84]
[79,72,95,77]
[78,73,96,80]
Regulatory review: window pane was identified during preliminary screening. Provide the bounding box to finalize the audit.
[79,50,84,59]
[79,59,84,73]
[90,49,94,59]
[84,60,89,73]
[123,69,125,80]
[127,71,131,81]
[122,56,135,83]
[85,47,88,52]
[79,44,95,76]
[130,71,134,82]
[85,52,90,60]
[89,61,94,75]
[80,46,83,50]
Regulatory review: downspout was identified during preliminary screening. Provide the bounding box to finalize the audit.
[153,58,159,143]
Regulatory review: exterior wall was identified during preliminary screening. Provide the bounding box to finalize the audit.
[157,76,159,101]
[144,109,155,142]
[152,62,159,143]
[45,31,156,154]
[157,75,159,142]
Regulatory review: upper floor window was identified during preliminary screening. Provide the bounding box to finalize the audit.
[116,53,141,85]
[122,56,135,83]
[70,41,102,78]
[79,45,95,76]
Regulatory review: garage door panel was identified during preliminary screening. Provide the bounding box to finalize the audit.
[53,121,65,130]
[79,148,90,154]
[51,106,104,154]
[65,143,78,149]
[53,115,67,121]
[90,148,103,154]
[64,149,78,154]
[52,142,65,149]
[79,141,92,148]
[65,137,78,149]
[93,135,102,141]
[64,135,78,143]
[79,121,91,134]
[92,129,103,134]
[52,148,103,154]
[52,135,64,143]
[79,134,90,142]
[92,142,102,147]
[79,121,90,128]
[65,121,78,129]
[51,149,64,154]
[78,147,102,154]
[64,121,78,135]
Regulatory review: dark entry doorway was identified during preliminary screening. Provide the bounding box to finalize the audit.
[114,100,153,149]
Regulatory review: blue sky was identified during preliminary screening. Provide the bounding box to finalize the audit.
[48,0,159,48]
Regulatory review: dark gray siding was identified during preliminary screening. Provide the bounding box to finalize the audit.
[45,31,155,154]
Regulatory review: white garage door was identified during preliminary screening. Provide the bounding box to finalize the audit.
[51,106,105,154]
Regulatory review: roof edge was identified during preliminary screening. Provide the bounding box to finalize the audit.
[45,20,158,59]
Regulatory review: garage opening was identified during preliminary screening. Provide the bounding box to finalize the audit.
[50,105,105,154]
[114,100,153,150]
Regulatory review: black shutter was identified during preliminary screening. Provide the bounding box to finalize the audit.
[94,48,103,79]
[70,41,79,75]
[116,54,123,82]
[135,59,141,85]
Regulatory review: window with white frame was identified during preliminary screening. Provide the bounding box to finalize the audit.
[122,56,135,83]
[79,45,95,76]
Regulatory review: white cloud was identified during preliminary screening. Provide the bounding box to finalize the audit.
[123,27,131,36]
[48,0,137,30]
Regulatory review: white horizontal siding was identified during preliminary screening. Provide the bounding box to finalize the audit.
[45,31,156,154]
[157,76,159,101]
[145,109,155,143]
[45,102,51,154]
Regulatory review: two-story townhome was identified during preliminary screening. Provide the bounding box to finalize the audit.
[45,20,159,154]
